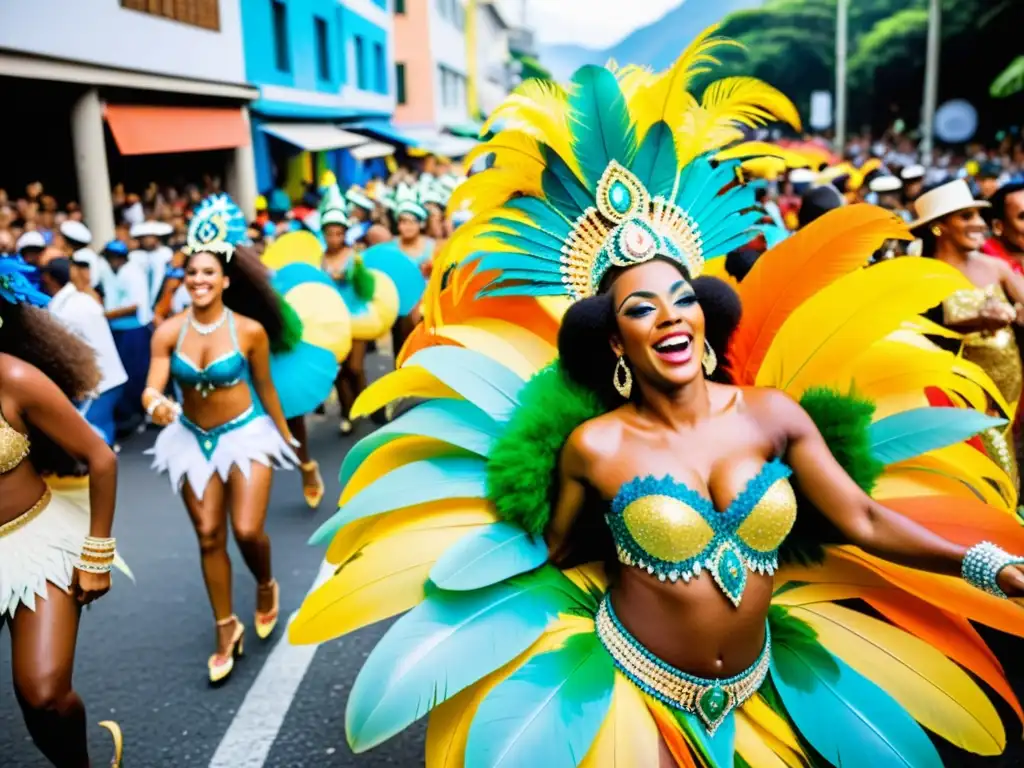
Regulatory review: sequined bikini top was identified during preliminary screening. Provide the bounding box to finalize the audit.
[0,410,30,474]
[607,458,797,607]
[170,311,248,398]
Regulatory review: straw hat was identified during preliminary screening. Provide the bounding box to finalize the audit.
[908,179,989,230]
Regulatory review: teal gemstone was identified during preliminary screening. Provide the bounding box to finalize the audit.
[608,180,632,214]
[714,543,747,606]
[698,686,729,729]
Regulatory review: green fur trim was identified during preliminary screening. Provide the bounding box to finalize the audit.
[486,363,604,535]
[351,257,376,302]
[273,294,305,352]
[780,387,885,567]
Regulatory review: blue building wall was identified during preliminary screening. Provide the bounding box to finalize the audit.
[240,0,394,194]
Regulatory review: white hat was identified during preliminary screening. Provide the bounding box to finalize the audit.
[908,179,989,230]
[868,175,903,194]
[789,168,816,184]
[900,164,925,181]
[130,220,173,238]
[16,231,45,251]
[60,220,92,246]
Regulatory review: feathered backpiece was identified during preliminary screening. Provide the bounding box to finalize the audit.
[184,194,248,260]
[0,257,50,329]
[319,183,349,228]
[457,26,800,302]
[394,182,429,221]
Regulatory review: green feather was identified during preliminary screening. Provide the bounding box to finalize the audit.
[486,363,604,535]
[629,121,678,199]
[273,293,304,353]
[350,257,377,302]
[781,388,885,567]
[568,65,638,189]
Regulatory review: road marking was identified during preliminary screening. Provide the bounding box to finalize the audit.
[208,559,335,768]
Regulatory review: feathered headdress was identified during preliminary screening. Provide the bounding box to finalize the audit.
[456,27,800,301]
[0,257,49,329]
[184,194,248,260]
[394,183,428,221]
[319,183,349,228]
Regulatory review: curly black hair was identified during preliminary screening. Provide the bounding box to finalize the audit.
[186,244,289,347]
[0,302,100,475]
[558,258,742,410]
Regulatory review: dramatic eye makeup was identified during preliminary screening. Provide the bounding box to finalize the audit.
[618,280,695,317]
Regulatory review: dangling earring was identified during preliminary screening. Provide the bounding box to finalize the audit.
[613,356,633,399]
[931,225,942,237]
[702,339,718,376]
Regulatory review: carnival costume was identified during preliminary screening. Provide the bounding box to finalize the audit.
[292,31,1024,768]
[0,260,131,617]
[148,195,338,498]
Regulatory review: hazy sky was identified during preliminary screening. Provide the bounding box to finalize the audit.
[524,0,683,48]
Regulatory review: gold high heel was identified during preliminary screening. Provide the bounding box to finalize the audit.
[99,720,123,767]
[300,460,324,509]
[255,580,280,640]
[208,615,244,684]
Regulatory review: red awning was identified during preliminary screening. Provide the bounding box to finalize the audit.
[104,104,249,156]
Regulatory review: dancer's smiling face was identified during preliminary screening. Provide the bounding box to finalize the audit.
[185,251,228,309]
[607,258,705,391]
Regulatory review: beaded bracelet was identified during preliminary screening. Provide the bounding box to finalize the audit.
[74,558,113,574]
[962,541,1024,598]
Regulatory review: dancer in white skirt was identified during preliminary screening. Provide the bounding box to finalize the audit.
[0,258,124,766]
[142,195,298,685]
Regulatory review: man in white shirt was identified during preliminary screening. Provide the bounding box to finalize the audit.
[41,258,128,446]
[129,220,174,310]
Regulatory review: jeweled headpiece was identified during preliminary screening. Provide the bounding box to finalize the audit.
[184,194,248,260]
[452,27,800,302]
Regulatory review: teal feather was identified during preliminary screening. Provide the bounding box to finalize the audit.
[465,631,615,768]
[491,228,570,258]
[506,198,574,237]
[672,709,736,768]
[480,283,567,298]
[475,252,557,274]
[868,407,1007,466]
[630,121,679,199]
[542,148,593,215]
[567,65,637,189]
[339,400,501,486]
[430,521,549,591]
[769,607,943,768]
[269,341,338,419]
[310,456,487,546]
[271,262,335,295]
[405,347,525,422]
[344,568,583,753]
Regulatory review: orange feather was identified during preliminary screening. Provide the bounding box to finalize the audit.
[882,496,1024,552]
[727,205,910,385]
[864,589,1023,722]
[647,700,703,768]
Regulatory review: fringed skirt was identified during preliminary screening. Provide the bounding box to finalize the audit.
[147,407,298,499]
[0,488,130,617]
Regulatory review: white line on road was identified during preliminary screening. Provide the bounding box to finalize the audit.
[208,559,335,768]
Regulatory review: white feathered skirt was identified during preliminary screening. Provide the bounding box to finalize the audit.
[147,407,298,499]
[0,486,130,617]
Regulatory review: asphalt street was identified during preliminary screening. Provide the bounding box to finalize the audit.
[3,347,1024,767]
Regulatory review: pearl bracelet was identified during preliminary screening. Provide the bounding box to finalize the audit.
[74,558,113,574]
[962,542,1024,598]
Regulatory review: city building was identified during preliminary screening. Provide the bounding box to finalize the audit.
[472,0,517,117]
[391,0,477,156]
[240,0,403,198]
[0,0,258,243]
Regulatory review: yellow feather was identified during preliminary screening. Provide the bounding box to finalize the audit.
[874,468,992,504]
[441,321,555,378]
[791,602,1005,755]
[340,436,473,505]
[886,444,1015,511]
[482,80,584,182]
[351,367,461,419]
[581,673,662,768]
[715,141,812,169]
[448,168,542,217]
[615,64,657,100]
[564,561,610,594]
[735,709,805,768]
[741,694,807,758]
[425,616,593,768]
[464,130,543,175]
[627,25,728,143]
[756,258,970,396]
[290,513,493,644]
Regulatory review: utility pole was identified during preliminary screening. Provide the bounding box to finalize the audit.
[466,0,479,119]
[835,0,848,150]
[920,0,941,164]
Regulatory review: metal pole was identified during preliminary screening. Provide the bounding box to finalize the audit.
[920,0,941,164]
[834,0,848,150]
[466,0,479,119]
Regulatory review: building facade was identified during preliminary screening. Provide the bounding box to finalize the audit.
[474,0,515,117]
[0,0,258,243]
[240,0,401,196]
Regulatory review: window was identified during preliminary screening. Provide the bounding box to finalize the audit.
[373,42,386,94]
[455,2,464,30]
[394,0,405,13]
[396,63,407,105]
[354,35,367,90]
[314,17,330,80]
[272,0,290,73]
[120,0,220,31]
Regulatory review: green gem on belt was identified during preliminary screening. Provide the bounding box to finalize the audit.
[697,685,731,733]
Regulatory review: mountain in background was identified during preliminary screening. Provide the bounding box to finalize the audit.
[538,0,766,82]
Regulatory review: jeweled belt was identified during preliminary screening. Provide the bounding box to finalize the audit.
[0,488,52,539]
[595,595,770,734]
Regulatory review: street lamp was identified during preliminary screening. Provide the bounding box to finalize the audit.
[835,0,848,149]
[919,0,941,164]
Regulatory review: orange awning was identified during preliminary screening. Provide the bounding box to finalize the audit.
[104,104,250,156]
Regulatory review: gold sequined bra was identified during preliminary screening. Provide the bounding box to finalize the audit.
[0,411,30,474]
[607,458,797,607]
